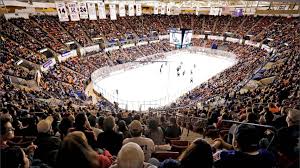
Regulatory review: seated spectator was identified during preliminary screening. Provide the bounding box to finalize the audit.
[56,131,112,168]
[178,138,213,168]
[97,116,123,156]
[1,146,30,168]
[123,120,155,162]
[165,117,182,139]
[214,124,275,168]
[69,113,97,148]
[88,115,103,138]
[34,116,61,166]
[58,117,73,140]
[110,142,156,168]
[144,118,165,145]
[117,120,131,139]
[277,109,300,168]
[0,117,14,149]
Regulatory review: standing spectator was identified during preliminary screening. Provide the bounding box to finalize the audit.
[97,116,123,156]
[145,118,165,145]
[123,120,155,162]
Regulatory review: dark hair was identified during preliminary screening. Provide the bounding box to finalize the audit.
[148,118,159,130]
[118,120,128,132]
[98,116,104,129]
[170,117,177,126]
[75,113,86,129]
[159,159,180,168]
[133,114,141,121]
[1,146,25,168]
[235,124,259,152]
[246,113,258,123]
[59,117,73,137]
[88,115,97,127]
[0,117,11,135]
[179,139,213,168]
[55,132,99,168]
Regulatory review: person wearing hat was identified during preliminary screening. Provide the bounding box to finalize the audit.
[33,116,61,167]
[110,142,156,168]
[213,124,275,168]
[123,120,155,162]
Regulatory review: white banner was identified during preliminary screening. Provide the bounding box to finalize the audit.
[98,2,106,19]
[136,3,142,16]
[195,7,200,15]
[58,50,77,62]
[119,2,126,17]
[55,2,69,21]
[109,4,117,20]
[87,2,97,20]
[41,58,56,72]
[78,2,88,19]
[207,35,224,40]
[226,37,239,43]
[68,2,80,21]
[153,3,159,15]
[160,3,166,15]
[166,3,171,15]
[128,3,135,16]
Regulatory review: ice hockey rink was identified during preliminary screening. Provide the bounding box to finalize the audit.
[94,51,236,110]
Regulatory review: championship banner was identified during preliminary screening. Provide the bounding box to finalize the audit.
[78,2,88,19]
[68,2,80,21]
[166,3,171,15]
[160,3,166,15]
[109,4,117,20]
[55,1,69,21]
[119,2,126,17]
[128,3,135,16]
[153,3,159,14]
[87,2,97,20]
[136,3,142,16]
[195,7,200,15]
[98,2,106,19]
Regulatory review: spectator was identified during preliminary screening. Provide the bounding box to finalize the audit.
[145,118,165,145]
[123,120,155,162]
[56,131,112,168]
[1,146,30,168]
[277,109,300,168]
[97,116,123,156]
[109,142,156,168]
[165,117,181,139]
[98,116,105,132]
[89,115,103,138]
[58,117,73,140]
[0,117,14,149]
[159,159,180,168]
[69,113,97,148]
[34,116,61,166]
[214,124,275,168]
[179,138,213,168]
[117,120,131,139]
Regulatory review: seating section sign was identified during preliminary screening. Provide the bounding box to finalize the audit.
[78,2,89,19]
[110,4,117,20]
[87,2,97,20]
[98,2,106,19]
[56,1,69,21]
[68,2,80,21]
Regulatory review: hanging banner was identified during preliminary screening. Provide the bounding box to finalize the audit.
[68,2,80,21]
[98,2,106,19]
[109,4,117,20]
[55,1,69,21]
[87,2,97,20]
[136,3,142,16]
[160,3,166,15]
[154,3,159,14]
[195,7,200,15]
[128,3,135,16]
[119,2,126,17]
[166,3,171,15]
[78,2,88,19]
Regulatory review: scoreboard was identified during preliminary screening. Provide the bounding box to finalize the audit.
[169,28,193,48]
